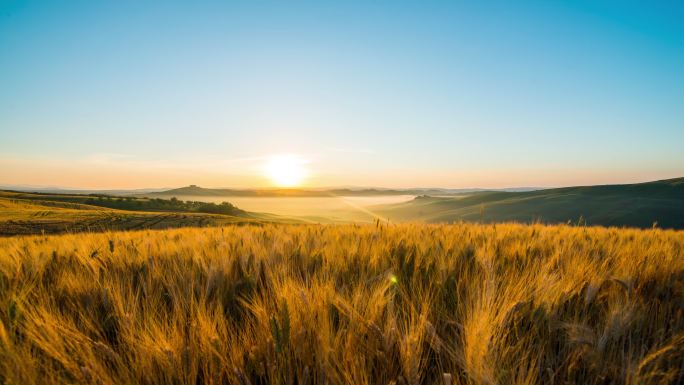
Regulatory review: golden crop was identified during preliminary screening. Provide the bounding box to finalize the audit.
[0,223,682,384]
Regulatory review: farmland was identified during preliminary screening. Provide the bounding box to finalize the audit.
[0,223,682,384]
[0,191,283,236]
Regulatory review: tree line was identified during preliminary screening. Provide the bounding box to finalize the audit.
[84,195,245,216]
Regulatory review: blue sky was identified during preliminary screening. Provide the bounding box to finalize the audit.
[1,0,682,188]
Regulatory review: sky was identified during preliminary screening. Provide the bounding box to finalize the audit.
[1,0,683,189]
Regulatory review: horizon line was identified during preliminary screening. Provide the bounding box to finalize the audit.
[1,176,681,194]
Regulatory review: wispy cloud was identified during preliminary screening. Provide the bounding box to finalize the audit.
[326,147,375,154]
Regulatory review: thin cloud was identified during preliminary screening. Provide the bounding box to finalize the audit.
[327,148,375,154]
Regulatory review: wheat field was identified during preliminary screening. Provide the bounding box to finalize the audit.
[0,223,682,385]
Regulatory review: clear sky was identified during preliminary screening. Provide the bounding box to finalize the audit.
[1,0,683,189]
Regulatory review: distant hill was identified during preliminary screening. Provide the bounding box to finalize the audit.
[144,185,538,198]
[373,177,684,229]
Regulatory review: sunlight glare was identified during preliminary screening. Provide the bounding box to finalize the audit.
[264,154,308,187]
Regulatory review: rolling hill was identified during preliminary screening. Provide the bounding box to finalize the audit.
[373,177,684,229]
[143,185,535,198]
[0,191,293,236]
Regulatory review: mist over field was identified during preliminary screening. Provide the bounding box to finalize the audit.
[163,195,415,222]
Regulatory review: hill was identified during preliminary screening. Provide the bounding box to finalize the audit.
[0,223,681,384]
[374,177,684,229]
[0,191,293,236]
[143,185,530,198]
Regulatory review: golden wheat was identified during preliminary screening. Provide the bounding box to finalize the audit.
[0,223,682,384]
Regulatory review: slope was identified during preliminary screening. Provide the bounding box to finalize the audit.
[374,177,684,229]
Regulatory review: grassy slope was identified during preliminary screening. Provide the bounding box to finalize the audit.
[0,196,263,236]
[0,223,682,384]
[374,177,684,229]
[0,190,243,211]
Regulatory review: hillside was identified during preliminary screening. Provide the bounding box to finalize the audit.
[0,197,261,236]
[0,223,682,384]
[374,177,684,229]
[0,190,248,216]
[0,191,293,236]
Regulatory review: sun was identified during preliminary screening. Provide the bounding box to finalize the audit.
[264,154,308,187]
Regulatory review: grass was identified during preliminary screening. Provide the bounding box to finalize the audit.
[374,177,684,229]
[0,190,248,217]
[0,196,261,236]
[0,222,682,384]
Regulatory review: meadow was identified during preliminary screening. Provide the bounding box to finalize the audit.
[0,223,682,385]
[0,192,276,236]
